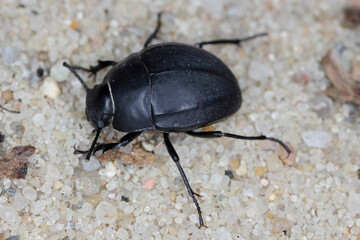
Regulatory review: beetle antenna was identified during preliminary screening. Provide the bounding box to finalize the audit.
[63,62,90,91]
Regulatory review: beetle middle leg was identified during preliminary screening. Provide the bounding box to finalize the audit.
[163,133,207,228]
[186,130,291,154]
[195,32,268,48]
[75,131,142,156]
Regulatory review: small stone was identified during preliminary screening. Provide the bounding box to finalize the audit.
[229,159,240,169]
[116,228,129,240]
[79,202,93,217]
[235,161,247,176]
[210,172,223,185]
[1,46,19,66]
[266,154,283,172]
[52,181,63,189]
[348,192,360,214]
[40,77,61,99]
[255,167,266,177]
[142,178,155,190]
[141,141,154,152]
[32,113,45,126]
[269,192,276,201]
[22,186,37,201]
[7,235,19,240]
[224,170,234,179]
[271,217,294,233]
[75,171,100,196]
[121,195,129,202]
[95,201,117,224]
[0,205,18,223]
[80,156,100,172]
[6,187,16,197]
[50,60,70,82]
[301,131,332,148]
[1,89,14,104]
[105,161,117,178]
[260,178,269,187]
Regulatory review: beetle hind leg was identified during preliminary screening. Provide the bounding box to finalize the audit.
[186,130,291,154]
[163,133,207,228]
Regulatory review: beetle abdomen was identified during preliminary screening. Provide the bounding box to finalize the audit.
[140,43,242,132]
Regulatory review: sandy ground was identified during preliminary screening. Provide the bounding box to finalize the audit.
[0,0,360,239]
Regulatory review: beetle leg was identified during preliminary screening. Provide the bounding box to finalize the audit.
[67,60,117,81]
[74,132,142,155]
[92,131,142,153]
[143,12,162,48]
[163,133,207,228]
[85,128,102,160]
[195,32,268,48]
[186,130,291,154]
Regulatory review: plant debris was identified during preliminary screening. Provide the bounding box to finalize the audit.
[0,145,35,179]
[99,142,156,165]
[344,5,360,26]
[322,50,360,105]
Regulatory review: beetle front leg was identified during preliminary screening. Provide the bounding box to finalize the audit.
[163,132,207,228]
[74,131,142,156]
[68,60,117,81]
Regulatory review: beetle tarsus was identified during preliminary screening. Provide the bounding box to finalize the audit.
[163,132,205,227]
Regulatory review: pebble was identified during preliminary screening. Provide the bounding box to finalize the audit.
[229,159,240,169]
[260,178,269,187]
[0,205,18,223]
[224,170,234,179]
[301,130,332,148]
[348,192,360,214]
[80,156,100,172]
[6,187,16,197]
[40,77,61,99]
[7,236,19,240]
[105,162,117,178]
[235,161,247,176]
[95,201,117,224]
[1,46,19,66]
[142,141,154,152]
[50,60,70,82]
[266,154,283,172]
[32,113,45,126]
[142,178,155,190]
[1,89,14,103]
[255,167,266,177]
[22,186,37,201]
[269,192,276,201]
[75,171,100,196]
[210,172,223,185]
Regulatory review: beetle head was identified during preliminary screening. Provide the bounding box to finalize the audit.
[86,83,114,128]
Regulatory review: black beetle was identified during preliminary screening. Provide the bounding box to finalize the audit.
[63,13,291,228]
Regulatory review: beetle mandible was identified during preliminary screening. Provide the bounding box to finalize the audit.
[63,13,291,228]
